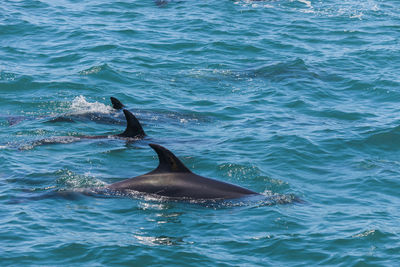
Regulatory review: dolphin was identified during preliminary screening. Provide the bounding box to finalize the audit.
[48,96,205,125]
[21,109,145,149]
[47,97,126,124]
[110,96,124,110]
[81,109,145,139]
[107,144,259,199]
[8,96,209,127]
[4,97,127,126]
[1,114,29,126]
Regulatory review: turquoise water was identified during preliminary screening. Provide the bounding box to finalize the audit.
[1,0,400,265]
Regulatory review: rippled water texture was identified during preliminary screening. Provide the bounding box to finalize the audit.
[1,0,400,266]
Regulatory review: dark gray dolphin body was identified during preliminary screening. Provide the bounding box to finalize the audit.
[69,109,145,140]
[114,109,145,138]
[4,97,126,126]
[8,96,209,127]
[1,114,29,126]
[80,109,145,139]
[22,109,145,149]
[110,97,124,110]
[108,144,259,200]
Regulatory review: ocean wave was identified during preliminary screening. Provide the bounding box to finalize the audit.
[356,125,400,150]
[78,63,132,84]
[187,58,317,82]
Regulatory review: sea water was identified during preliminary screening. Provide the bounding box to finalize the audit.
[1,0,400,266]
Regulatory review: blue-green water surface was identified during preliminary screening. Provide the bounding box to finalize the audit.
[1,0,400,266]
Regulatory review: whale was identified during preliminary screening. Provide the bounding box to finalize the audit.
[107,144,259,199]
[21,109,145,149]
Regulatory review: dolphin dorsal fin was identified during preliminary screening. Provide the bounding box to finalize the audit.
[117,109,146,138]
[149,144,192,173]
[110,97,124,110]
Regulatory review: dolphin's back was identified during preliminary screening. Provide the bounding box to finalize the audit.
[107,144,258,199]
[109,172,256,199]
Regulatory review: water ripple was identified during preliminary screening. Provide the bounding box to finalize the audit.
[2,0,400,265]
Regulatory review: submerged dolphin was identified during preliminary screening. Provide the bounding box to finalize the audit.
[49,96,208,126]
[21,109,145,149]
[47,97,126,124]
[108,144,259,199]
[8,96,209,127]
[5,97,127,126]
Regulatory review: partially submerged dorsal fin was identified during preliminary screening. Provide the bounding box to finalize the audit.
[110,97,124,110]
[117,109,145,138]
[149,144,192,173]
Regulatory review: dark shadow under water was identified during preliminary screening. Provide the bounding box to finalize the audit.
[4,109,211,127]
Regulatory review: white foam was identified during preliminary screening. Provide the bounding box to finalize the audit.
[352,229,376,238]
[297,0,312,8]
[69,95,113,115]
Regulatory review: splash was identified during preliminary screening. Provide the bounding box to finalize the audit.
[296,0,312,8]
[69,95,114,115]
[312,0,380,19]
[234,0,313,9]
[352,229,376,238]
[233,0,381,19]
[132,234,187,246]
[79,65,104,75]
